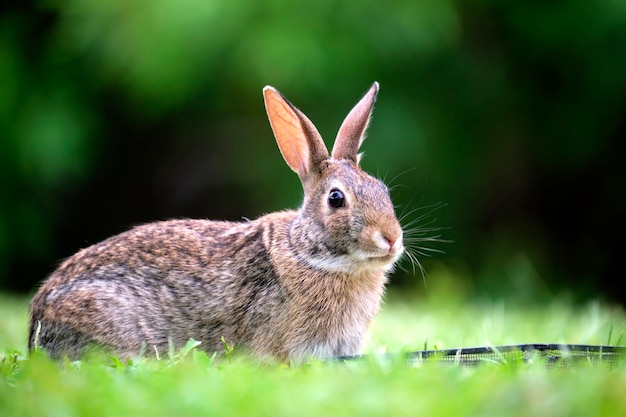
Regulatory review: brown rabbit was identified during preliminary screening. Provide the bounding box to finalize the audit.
[28,82,404,363]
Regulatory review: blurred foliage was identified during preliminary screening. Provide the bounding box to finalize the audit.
[0,0,625,303]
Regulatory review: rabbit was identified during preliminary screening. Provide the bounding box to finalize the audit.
[28,82,404,363]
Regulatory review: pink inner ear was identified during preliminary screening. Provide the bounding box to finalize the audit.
[263,87,311,175]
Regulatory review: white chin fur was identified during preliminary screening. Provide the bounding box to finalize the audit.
[299,251,400,274]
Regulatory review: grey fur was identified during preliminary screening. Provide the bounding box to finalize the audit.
[28,83,404,363]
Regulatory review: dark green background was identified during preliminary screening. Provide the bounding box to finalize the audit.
[1,0,625,303]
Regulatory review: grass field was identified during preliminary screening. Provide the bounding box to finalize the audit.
[2,288,626,417]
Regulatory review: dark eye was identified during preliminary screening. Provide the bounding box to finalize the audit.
[328,189,345,209]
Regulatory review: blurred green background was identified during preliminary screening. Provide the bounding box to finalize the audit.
[1,0,624,304]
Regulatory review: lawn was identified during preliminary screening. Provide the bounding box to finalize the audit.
[2,287,626,417]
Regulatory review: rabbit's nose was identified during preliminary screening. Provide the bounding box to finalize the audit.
[383,236,396,249]
[382,229,403,254]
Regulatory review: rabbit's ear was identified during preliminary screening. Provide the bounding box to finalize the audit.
[331,82,379,164]
[264,86,329,180]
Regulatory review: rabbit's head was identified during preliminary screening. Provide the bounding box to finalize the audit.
[264,83,403,275]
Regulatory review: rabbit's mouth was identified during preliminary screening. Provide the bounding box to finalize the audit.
[360,245,404,270]
[368,251,402,265]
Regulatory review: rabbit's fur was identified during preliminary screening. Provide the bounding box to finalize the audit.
[28,82,404,363]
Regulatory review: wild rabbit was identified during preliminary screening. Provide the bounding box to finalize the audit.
[28,82,404,363]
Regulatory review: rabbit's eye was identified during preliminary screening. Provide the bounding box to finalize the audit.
[328,189,345,209]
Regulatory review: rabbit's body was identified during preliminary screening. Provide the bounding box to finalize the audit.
[29,83,404,362]
[30,214,387,361]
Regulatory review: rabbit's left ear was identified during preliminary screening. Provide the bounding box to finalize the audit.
[331,82,379,164]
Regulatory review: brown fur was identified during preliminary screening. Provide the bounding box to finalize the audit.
[28,82,404,363]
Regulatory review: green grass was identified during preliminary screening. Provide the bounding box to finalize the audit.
[2,289,626,417]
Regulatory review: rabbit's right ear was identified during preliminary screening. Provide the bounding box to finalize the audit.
[263,87,329,181]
